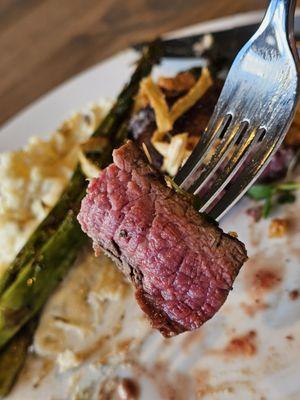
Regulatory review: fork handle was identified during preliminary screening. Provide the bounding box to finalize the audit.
[264,0,297,33]
[261,0,298,56]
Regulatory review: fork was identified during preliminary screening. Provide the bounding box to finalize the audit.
[174,0,300,221]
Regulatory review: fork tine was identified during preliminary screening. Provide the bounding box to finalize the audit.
[196,126,262,213]
[173,0,299,220]
[208,129,285,221]
[188,119,248,195]
[174,109,231,190]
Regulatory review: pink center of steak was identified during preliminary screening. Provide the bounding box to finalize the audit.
[78,141,247,337]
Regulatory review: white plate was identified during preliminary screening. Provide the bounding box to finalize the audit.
[1,11,300,400]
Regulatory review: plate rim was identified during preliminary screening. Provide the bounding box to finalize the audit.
[1,8,300,149]
[2,9,300,399]
[0,10,267,137]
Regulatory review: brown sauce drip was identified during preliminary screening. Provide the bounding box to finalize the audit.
[240,299,269,317]
[224,330,257,357]
[252,269,282,292]
[243,250,284,297]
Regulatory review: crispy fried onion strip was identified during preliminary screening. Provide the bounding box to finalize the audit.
[81,69,212,179]
[152,133,189,176]
[140,77,172,133]
[158,71,196,93]
[148,69,212,175]
[140,68,212,139]
[170,67,212,123]
[78,137,108,179]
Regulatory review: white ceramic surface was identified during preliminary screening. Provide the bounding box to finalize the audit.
[1,11,300,400]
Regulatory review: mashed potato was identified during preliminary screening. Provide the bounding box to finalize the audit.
[0,100,111,274]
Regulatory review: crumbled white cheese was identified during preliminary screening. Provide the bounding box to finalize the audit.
[0,99,112,269]
[57,349,80,373]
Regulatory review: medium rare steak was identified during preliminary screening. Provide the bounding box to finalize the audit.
[78,141,247,337]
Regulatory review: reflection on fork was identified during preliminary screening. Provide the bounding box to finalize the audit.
[175,0,300,221]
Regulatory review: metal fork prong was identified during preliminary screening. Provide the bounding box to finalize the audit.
[173,0,299,220]
[208,130,285,221]
[197,126,262,213]
[174,112,231,190]
[189,120,247,195]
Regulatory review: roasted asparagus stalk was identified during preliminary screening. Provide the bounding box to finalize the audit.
[0,40,162,397]
[0,213,87,348]
[0,39,162,297]
[0,320,37,398]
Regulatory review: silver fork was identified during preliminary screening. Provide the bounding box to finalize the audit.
[174,0,300,221]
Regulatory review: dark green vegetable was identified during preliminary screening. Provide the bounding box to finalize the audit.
[0,40,162,396]
[0,39,162,297]
[0,320,37,398]
[0,167,86,296]
[277,191,296,204]
[0,213,87,347]
[248,181,300,218]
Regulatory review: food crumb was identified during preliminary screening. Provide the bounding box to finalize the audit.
[246,206,263,222]
[83,113,92,125]
[268,218,289,238]
[289,289,299,301]
[286,335,294,341]
[27,278,35,286]
[142,142,153,164]
[57,350,80,373]
[117,378,140,400]
[228,231,238,238]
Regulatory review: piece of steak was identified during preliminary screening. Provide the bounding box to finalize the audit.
[78,141,247,337]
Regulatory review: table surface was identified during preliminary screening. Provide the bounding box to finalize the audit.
[0,0,268,128]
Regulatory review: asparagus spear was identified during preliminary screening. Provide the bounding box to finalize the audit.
[0,39,162,296]
[0,167,86,295]
[0,212,88,347]
[0,320,37,398]
[0,40,162,396]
